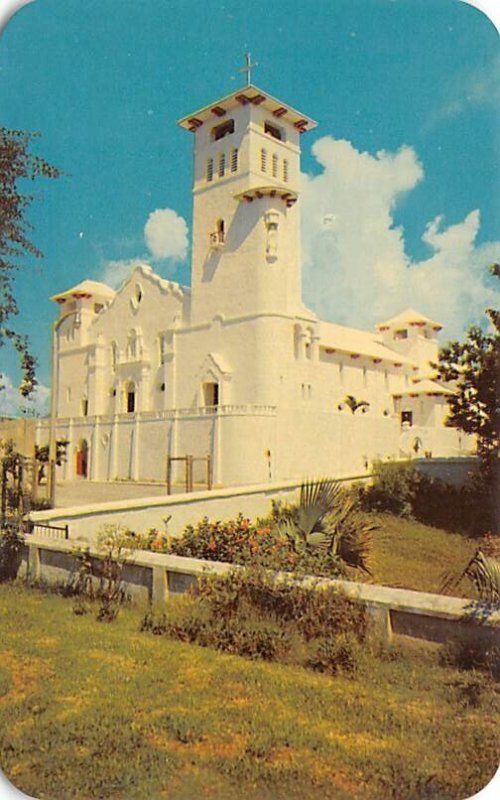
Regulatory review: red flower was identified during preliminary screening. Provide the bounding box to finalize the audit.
[207,539,217,551]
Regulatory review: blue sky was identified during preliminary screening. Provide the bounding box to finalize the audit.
[0,0,499,415]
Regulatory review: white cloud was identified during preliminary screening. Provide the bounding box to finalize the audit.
[0,374,50,417]
[426,53,500,129]
[144,208,188,261]
[100,258,146,289]
[301,136,500,338]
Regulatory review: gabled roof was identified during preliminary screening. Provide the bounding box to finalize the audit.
[51,280,116,303]
[178,83,317,133]
[376,308,443,331]
[318,320,417,367]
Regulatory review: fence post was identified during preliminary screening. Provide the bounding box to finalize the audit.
[64,524,69,540]
[28,543,41,582]
[366,604,392,642]
[152,566,169,608]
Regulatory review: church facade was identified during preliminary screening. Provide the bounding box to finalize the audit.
[37,83,468,486]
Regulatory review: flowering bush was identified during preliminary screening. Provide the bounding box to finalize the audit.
[167,514,292,569]
[134,481,374,579]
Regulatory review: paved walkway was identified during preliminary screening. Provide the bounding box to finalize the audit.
[52,481,176,508]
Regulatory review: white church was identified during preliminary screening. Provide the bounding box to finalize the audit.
[37,79,468,487]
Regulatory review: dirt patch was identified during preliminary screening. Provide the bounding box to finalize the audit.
[0,652,51,707]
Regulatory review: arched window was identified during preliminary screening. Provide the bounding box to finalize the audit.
[203,381,219,408]
[272,153,278,178]
[218,153,225,178]
[125,381,136,413]
[283,159,289,182]
[206,158,213,182]
[260,148,267,172]
[230,148,238,173]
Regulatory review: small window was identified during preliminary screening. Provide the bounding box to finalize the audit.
[212,119,235,141]
[94,302,104,314]
[206,158,213,182]
[203,382,219,407]
[401,410,413,426]
[265,121,283,141]
[230,148,238,173]
[260,148,267,172]
[272,153,278,178]
[135,284,143,304]
[394,329,408,340]
[218,152,225,177]
[81,398,88,417]
[216,219,225,241]
[283,159,289,182]
[126,384,136,413]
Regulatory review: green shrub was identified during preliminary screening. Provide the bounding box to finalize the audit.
[141,601,290,662]
[440,638,500,679]
[195,568,368,642]
[361,460,418,517]
[307,633,361,675]
[361,461,497,537]
[166,489,374,579]
[142,567,368,673]
[0,524,24,582]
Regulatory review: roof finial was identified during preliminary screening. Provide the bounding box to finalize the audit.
[239,52,257,86]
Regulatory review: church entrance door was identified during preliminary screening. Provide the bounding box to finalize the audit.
[76,439,89,478]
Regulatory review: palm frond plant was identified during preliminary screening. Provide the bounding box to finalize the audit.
[440,550,500,602]
[344,395,370,415]
[277,479,375,575]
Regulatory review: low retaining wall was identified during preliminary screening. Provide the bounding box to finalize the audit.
[19,534,500,649]
[29,475,368,543]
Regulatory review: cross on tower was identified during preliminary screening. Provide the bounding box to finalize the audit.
[239,52,258,86]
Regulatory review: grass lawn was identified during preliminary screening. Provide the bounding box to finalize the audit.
[368,514,478,597]
[0,583,498,800]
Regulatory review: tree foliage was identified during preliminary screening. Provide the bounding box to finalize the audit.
[434,264,499,462]
[0,127,60,396]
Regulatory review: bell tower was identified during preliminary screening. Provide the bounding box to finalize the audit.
[178,63,316,324]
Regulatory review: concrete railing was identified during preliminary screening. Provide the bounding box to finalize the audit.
[19,534,500,648]
[36,404,278,429]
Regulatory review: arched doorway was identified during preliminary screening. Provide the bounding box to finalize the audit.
[76,439,89,478]
[125,381,136,413]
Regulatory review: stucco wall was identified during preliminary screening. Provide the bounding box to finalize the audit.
[29,480,306,543]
